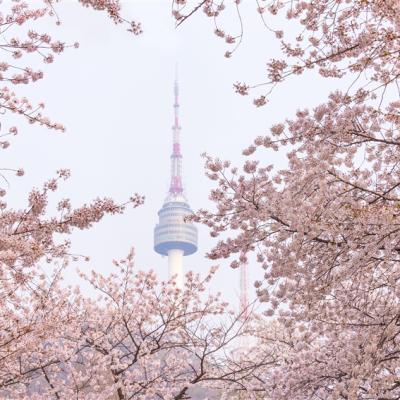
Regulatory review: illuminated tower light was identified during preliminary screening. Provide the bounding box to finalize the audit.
[154,71,198,289]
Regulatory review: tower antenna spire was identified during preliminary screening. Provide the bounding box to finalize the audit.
[174,63,179,127]
[170,64,183,196]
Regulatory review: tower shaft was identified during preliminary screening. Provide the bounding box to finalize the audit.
[168,249,184,289]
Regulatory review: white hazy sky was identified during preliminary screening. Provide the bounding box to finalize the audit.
[3,1,338,304]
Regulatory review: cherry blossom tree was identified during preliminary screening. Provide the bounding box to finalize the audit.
[0,169,145,396]
[0,1,141,134]
[1,252,273,399]
[172,1,400,398]
[0,1,142,397]
[0,2,275,399]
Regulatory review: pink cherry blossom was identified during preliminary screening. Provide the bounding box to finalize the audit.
[177,1,400,398]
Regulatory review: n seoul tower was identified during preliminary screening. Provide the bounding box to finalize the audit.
[154,74,198,289]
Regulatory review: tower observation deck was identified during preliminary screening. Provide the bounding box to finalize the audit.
[154,74,198,288]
